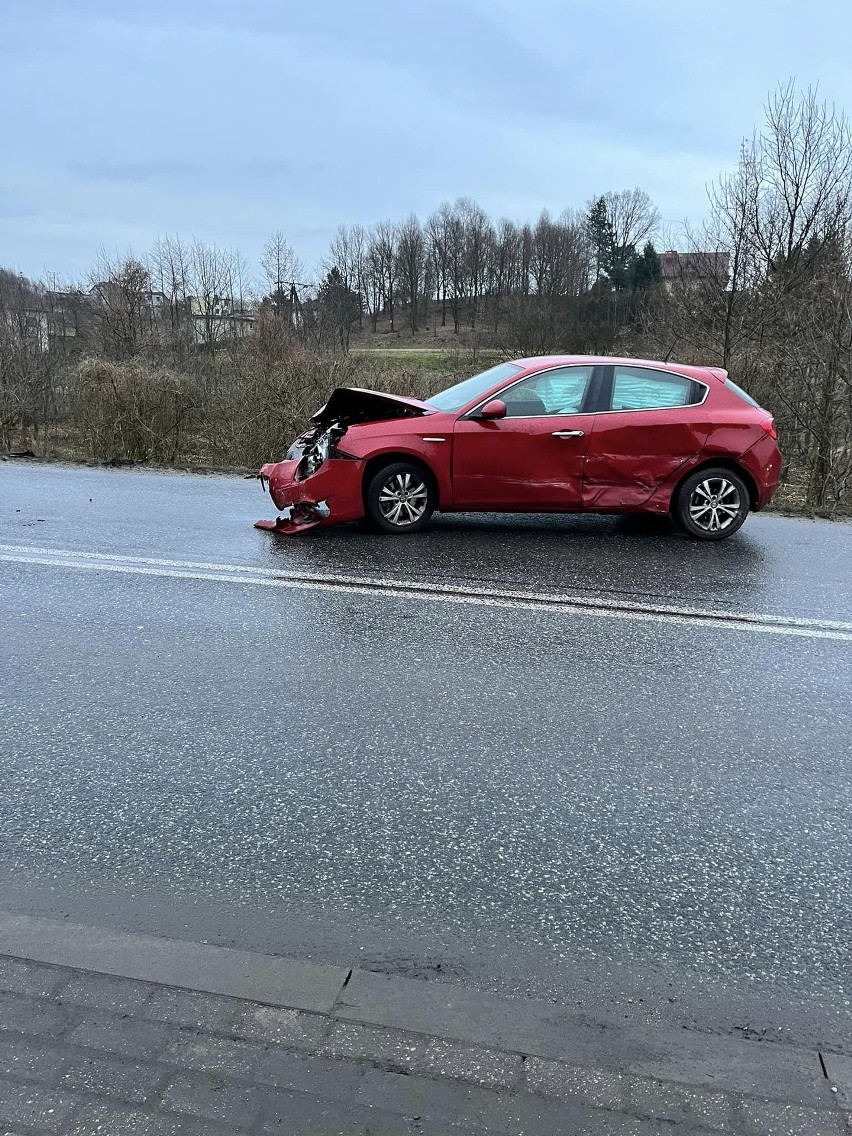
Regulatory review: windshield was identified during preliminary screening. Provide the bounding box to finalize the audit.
[428,362,523,412]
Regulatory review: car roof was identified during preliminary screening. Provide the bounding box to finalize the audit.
[510,355,727,384]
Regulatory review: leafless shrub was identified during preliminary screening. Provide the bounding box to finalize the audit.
[0,269,63,451]
[198,331,362,467]
[70,358,197,463]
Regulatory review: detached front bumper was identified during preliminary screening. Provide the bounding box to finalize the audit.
[256,458,366,534]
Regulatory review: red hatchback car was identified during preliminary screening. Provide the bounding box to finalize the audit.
[257,356,781,541]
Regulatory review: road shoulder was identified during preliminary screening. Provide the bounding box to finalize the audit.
[0,912,848,1135]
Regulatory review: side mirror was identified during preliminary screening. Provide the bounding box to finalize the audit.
[478,399,507,421]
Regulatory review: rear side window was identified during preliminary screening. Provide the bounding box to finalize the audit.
[610,366,703,411]
[726,379,762,409]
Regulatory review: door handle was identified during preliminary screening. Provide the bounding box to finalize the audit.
[552,429,585,438]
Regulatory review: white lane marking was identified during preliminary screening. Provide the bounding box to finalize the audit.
[2,542,852,632]
[1,545,851,642]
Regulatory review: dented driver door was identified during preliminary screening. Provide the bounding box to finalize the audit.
[582,364,709,509]
[452,413,596,509]
[451,365,600,510]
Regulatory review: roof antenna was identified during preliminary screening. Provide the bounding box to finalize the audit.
[663,339,679,362]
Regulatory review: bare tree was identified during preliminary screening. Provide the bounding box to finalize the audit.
[458,198,493,331]
[149,235,193,362]
[185,240,251,353]
[600,188,661,251]
[324,223,368,329]
[530,209,590,300]
[396,214,426,333]
[645,83,852,510]
[88,251,156,359]
[489,219,520,331]
[445,204,466,333]
[425,204,453,328]
[261,231,304,314]
[0,269,53,449]
[367,221,399,333]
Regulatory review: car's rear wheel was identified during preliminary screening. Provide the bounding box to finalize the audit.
[673,467,750,540]
[366,462,436,534]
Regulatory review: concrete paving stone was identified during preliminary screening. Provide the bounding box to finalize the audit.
[824,1053,852,1110]
[523,1056,627,1110]
[66,1014,177,1060]
[165,1034,366,1100]
[354,1066,687,1135]
[161,1073,260,1129]
[57,972,153,1016]
[626,1076,735,1129]
[259,1047,370,1101]
[228,1005,329,1051]
[140,986,242,1033]
[410,1037,522,1091]
[320,1020,522,1090]
[67,1102,234,1135]
[0,994,73,1041]
[164,1035,277,1084]
[732,1096,849,1135]
[142,990,329,1051]
[0,1078,78,1131]
[257,1089,466,1136]
[0,959,65,999]
[0,1038,66,1084]
[58,1053,168,1104]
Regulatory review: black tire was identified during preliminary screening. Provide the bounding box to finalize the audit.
[365,461,436,534]
[673,467,750,540]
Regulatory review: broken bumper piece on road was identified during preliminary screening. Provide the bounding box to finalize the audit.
[254,500,331,534]
[256,457,364,535]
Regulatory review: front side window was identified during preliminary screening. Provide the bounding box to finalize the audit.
[610,366,702,411]
[500,366,594,417]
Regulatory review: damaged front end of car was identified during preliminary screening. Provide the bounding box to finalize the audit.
[255,387,432,534]
[256,421,362,533]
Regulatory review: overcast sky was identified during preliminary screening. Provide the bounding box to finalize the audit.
[1,0,850,285]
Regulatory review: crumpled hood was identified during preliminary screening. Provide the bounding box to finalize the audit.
[311,387,433,426]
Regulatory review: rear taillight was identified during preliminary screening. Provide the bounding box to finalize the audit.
[761,417,777,440]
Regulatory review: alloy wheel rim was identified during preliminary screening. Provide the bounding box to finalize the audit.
[378,472,429,525]
[688,477,742,533]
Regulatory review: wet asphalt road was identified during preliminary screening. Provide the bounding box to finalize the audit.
[1,461,852,1048]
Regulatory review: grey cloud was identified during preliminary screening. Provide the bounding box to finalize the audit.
[66,157,325,187]
[67,159,203,184]
[234,158,326,177]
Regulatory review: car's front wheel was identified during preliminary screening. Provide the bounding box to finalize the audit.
[365,462,436,534]
[673,467,750,540]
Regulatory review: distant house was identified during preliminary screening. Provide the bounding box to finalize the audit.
[188,295,255,345]
[44,291,81,343]
[658,250,730,291]
[89,281,168,312]
[12,290,81,351]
